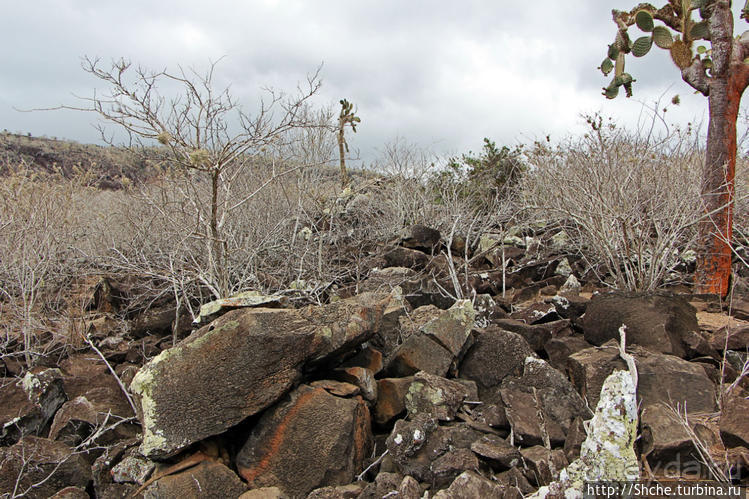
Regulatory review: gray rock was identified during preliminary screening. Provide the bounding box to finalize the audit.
[582,292,698,358]
[130,294,387,459]
[432,471,506,498]
[568,342,717,413]
[405,371,472,421]
[458,326,534,401]
[144,461,247,499]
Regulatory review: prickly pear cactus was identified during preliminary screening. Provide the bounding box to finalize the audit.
[631,36,653,57]
[601,1,720,99]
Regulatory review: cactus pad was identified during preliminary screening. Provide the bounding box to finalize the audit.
[608,44,620,60]
[632,36,653,57]
[635,10,655,32]
[690,21,709,40]
[603,83,620,99]
[670,40,693,69]
[652,26,674,48]
[600,58,614,76]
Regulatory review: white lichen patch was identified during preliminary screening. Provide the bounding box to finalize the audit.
[531,307,556,319]
[552,295,570,310]
[130,363,168,456]
[129,318,242,457]
[21,372,41,393]
[394,433,403,445]
[524,356,546,368]
[526,369,639,498]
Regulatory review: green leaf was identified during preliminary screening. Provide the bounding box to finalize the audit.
[652,26,674,49]
[632,36,653,57]
[600,58,614,75]
[635,10,655,32]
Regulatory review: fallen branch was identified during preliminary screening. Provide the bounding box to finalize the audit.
[84,334,138,417]
[356,449,388,481]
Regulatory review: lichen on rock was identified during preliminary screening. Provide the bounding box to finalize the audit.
[528,369,639,498]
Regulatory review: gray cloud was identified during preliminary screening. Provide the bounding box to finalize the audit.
[1,1,746,163]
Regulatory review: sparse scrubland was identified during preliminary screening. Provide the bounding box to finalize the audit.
[1,102,749,496]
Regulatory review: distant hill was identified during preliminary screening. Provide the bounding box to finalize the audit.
[0,131,161,188]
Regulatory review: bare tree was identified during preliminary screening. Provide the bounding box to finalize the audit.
[53,57,322,298]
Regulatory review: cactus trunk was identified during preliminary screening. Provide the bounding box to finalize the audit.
[694,1,747,296]
[696,71,742,296]
[338,125,348,187]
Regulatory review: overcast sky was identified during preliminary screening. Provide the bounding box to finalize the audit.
[3,1,749,165]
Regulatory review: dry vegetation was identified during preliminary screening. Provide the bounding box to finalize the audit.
[1,109,749,373]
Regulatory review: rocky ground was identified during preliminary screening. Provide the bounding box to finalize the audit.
[1,224,748,498]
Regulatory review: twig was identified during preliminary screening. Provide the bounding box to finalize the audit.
[356,449,388,481]
[84,334,138,417]
[617,324,638,389]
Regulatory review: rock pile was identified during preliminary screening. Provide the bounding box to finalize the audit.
[1,224,748,498]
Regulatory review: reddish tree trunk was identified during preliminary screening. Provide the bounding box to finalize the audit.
[696,77,739,296]
[694,1,749,296]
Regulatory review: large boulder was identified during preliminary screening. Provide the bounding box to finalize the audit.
[404,371,473,422]
[385,300,475,377]
[130,294,387,459]
[458,326,534,401]
[236,384,373,497]
[582,292,698,358]
[500,357,590,447]
[568,342,717,413]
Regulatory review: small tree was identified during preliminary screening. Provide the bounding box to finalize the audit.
[337,98,360,187]
[445,138,525,204]
[601,0,749,296]
[56,57,321,298]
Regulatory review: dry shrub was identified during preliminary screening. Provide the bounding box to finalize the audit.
[0,163,100,365]
[520,114,703,291]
